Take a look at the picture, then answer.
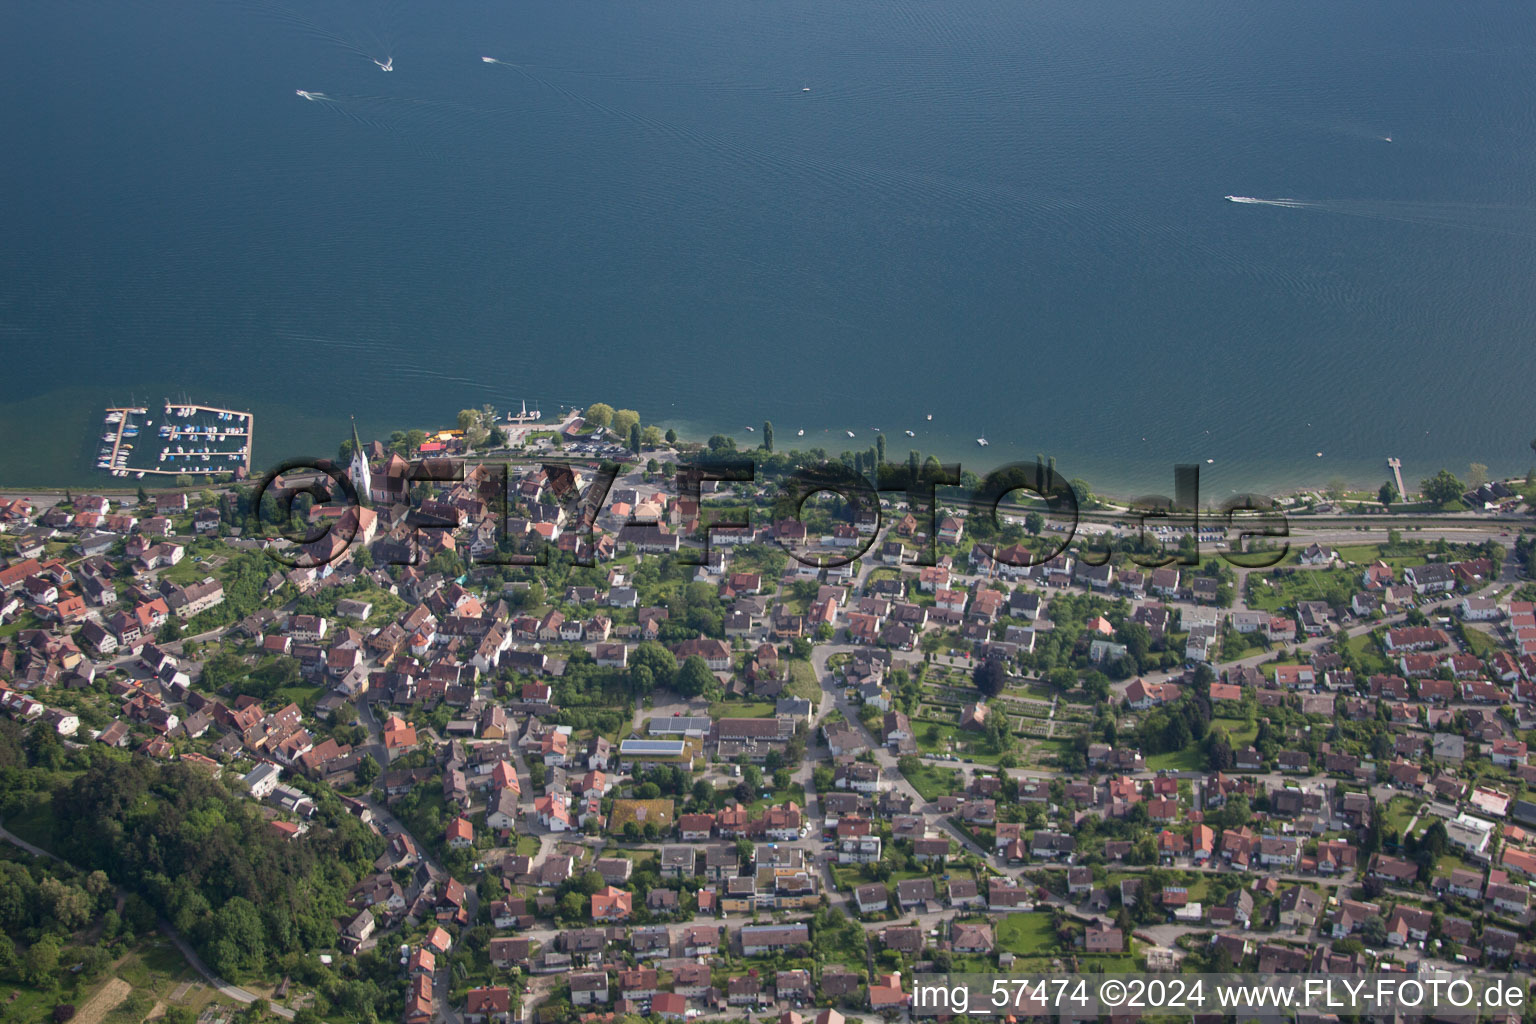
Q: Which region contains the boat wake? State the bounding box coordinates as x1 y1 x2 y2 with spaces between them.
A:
243 0 397 74
1224 195 1536 237
1224 196 1309 207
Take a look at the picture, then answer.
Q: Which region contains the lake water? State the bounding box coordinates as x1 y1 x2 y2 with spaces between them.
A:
3 0 1536 497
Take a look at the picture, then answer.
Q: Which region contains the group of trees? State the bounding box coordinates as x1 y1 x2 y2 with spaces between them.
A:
46 754 384 982
583 404 647 445
1131 690 1212 756
0 725 399 1018
1420 469 1467 507
0 859 126 992
455 406 507 450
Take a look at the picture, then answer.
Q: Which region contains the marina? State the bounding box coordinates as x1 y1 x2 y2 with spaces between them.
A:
96 401 254 478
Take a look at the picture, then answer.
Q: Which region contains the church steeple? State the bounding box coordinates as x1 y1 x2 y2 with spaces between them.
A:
348 416 372 504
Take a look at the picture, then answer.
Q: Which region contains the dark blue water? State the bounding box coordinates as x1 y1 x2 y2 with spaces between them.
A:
3 0 1535 496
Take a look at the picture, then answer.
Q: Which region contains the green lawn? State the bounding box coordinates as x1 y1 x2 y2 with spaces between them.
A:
1146 746 1205 772
1381 795 1421 837
1212 715 1258 746
1463 627 1498 658
785 659 822 702
1333 545 1425 571
996 912 1056 956
900 762 962 802
274 683 324 712
1247 567 1359 612
709 700 776 718
0 609 44 638
160 556 210 585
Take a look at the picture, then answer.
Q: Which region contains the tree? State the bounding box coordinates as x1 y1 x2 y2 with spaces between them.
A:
1378 480 1397 507
675 655 717 698
629 641 678 690
1420 469 1465 506
356 753 380 787
665 428 677 444
1082 672 1111 703
1361 914 1387 947
611 409 641 439
1045 666 1076 693
584 403 614 429
38 878 91 932
761 421 774 453
23 933 60 986
876 433 887 466
641 425 662 446
1024 511 1045 535
973 658 1006 698
628 423 642 455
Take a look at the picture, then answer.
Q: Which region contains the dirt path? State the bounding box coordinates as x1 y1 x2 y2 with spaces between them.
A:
73 978 132 1024
143 1001 166 1022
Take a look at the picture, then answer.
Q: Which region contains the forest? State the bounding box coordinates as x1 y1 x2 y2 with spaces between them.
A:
0 717 397 1021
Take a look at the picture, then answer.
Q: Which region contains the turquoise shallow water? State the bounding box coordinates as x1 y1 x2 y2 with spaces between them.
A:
3 0 1536 496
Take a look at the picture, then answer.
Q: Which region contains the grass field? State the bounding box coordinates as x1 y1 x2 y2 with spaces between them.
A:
708 700 775 718
1245 568 1356 612
1463 627 1498 657
996 911 1057 955
1146 746 1204 771
785 659 822 702
900 762 962 802
1333 545 1425 571
1381 795 1422 838
914 719 1005 765
1212 715 1258 746
274 683 324 712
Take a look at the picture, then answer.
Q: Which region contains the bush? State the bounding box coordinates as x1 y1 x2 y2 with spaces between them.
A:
53 1006 76 1023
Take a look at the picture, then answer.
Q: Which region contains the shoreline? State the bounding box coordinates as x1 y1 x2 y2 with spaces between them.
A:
5 399 1529 510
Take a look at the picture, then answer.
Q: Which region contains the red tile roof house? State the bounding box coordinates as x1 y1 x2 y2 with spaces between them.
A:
868 972 909 1012
436 811 472 846
652 993 688 1021
463 987 511 1024
591 885 633 921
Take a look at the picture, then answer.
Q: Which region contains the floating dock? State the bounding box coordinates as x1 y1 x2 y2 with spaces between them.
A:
97 402 254 478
